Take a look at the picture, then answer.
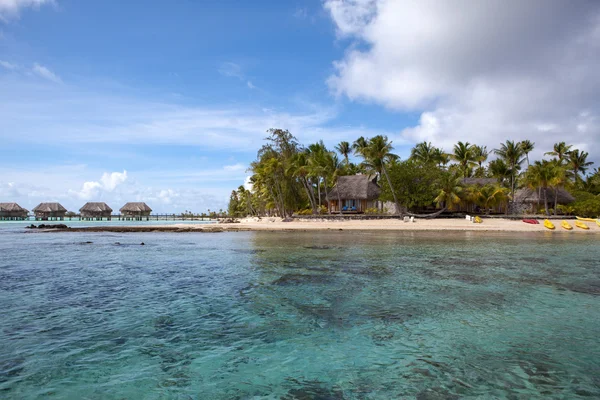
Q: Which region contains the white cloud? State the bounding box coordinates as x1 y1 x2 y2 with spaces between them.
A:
72 170 128 200
32 63 61 83
223 163 246 172
218 62 244 80
0 0 54 21
0 76 371 150
243 176 253 192
0 60 17 70
247 81 256 89
325 0 600 158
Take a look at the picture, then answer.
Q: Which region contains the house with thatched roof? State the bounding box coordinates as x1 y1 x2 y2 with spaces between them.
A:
33 202 67 220
514 187 575 213
327 175 381 213
0 203 29 220
80 202 113 220
120 202 152 220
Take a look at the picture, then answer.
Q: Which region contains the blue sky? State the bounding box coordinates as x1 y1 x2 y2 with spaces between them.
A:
1 0 599 213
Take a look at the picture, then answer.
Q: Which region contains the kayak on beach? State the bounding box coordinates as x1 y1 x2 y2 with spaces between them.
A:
561 221 573 231
523 219 539 224
544 219 555 230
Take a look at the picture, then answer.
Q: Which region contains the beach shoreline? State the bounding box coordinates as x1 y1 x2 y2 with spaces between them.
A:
33 217 600 234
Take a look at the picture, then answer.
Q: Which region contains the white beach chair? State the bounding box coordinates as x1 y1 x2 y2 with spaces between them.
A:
466 215 471 221
410 216 415 223
404 216 410 222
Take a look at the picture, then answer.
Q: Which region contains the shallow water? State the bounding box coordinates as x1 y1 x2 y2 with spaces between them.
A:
1 230 599 399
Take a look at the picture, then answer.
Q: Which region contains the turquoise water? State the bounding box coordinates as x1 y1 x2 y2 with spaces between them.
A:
1 230 599 399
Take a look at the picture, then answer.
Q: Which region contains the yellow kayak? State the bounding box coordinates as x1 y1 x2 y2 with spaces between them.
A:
474 216 482 224
576 216 597 222
544 219 555 230
561 221 573 230
575 221 589 230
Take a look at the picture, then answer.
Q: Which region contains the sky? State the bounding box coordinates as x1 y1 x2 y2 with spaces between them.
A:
1 0 599 213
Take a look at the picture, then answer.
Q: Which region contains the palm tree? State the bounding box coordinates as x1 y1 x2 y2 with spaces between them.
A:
433 148 450 169
567 149 594 183
472 145 489 178
434 172 463 210
519 140 535 167
360 135 401 215
494 140 525 204
335 141 351 165
525 160 560 216
410 141 436 164
451 141 476 178
545 142 572 164
288 151 317 213
548 161 567 215
352 136 369 157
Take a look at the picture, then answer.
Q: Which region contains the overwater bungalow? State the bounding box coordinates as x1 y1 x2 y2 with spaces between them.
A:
0 202 29 220
120 202 152 221
80 202 113 220
327 175 381 213
514 187 575 213
32 202 67 221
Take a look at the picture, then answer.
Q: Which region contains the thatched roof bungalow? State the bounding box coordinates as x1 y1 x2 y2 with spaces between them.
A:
120 202 152 220
514 187 575 207
0 202 29 220
327 175 381 213
33 202 67 220
80 202 113 220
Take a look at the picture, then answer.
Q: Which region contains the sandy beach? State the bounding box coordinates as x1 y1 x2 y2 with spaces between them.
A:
42 217 600 233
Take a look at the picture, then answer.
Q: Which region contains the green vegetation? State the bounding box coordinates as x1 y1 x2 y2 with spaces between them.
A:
228 130 598 218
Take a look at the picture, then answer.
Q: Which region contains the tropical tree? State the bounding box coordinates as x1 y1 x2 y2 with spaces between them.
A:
433 148 450 169
488 159 511 186
567 149 594 183
352 136 369 157
472 145 489 177
410 141 437 164
545 142 572 164
451 141 476 178
335 141 351 165
525 160 564 215
359 135 401 214
434 171 463 210
494 140 525 203
519 140 535 167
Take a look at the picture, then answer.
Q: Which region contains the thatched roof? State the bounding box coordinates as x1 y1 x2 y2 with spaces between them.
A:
327 175 381 200
33 202 67 213
120 202 152 213
462 178 498 186
514 187 575 204
0 202 28 213
79 202 113 213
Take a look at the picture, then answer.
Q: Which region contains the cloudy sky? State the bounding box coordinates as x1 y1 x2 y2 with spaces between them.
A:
1 0 599 213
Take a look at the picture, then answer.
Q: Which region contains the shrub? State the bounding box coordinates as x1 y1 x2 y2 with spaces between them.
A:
572 197 600 217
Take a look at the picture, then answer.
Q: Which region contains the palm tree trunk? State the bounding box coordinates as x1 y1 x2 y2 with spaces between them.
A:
324 177 330 214
543 187 549 216
301 179 315 212
382 164 401 215
317 178 322 208
554 187 558 215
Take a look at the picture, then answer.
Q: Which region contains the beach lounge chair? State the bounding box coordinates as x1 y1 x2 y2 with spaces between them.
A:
465 215 471 221
404 216 410 222
410 216 415 223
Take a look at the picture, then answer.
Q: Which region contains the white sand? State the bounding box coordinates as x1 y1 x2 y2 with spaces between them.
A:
195 217 600 233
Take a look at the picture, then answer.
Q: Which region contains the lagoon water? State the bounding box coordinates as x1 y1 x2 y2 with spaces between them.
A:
1 228 599 399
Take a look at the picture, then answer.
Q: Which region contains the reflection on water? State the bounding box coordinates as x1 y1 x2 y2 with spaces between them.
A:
1 231 599 399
